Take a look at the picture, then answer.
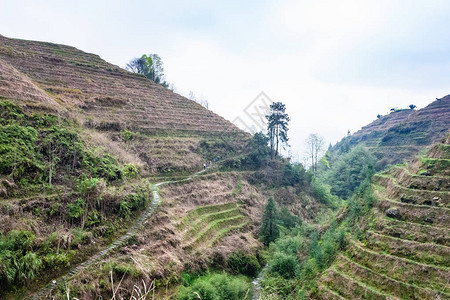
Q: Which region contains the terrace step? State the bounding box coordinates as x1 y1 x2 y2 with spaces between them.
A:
317 285 347 300
183 215 247 250
364 230 450 267
373 177 450 207
375 196 450 227
321 268 398 300
372 215 450 246
183 207 241 239
388 166 450 192
334 254 447 299
347 241 450 293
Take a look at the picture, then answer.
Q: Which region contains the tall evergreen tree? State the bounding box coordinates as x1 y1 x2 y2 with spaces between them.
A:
260 197 279 246
266 102 289 159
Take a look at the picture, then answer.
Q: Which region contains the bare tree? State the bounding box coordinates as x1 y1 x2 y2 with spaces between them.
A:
305 133 325 175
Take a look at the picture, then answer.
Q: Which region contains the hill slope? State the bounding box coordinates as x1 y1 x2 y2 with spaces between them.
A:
0 34 248 175
0 34 241 136
317 136 450 299
331 96 450 167
0 35 333 299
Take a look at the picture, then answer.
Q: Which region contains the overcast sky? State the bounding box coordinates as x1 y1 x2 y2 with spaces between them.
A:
1 0 449 163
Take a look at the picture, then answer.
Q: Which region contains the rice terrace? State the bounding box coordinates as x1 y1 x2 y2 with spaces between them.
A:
0 1 449 299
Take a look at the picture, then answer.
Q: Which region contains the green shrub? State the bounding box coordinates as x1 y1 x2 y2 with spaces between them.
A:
270 234 303 256
300 258 318 280
0 230 42 286
68 198 86 220
125 193 147 211
118 200 131 219
0 124 41 178
0 101 25 124
179 280 218 300
279 208 299 229
43 252 71 269
283 163 308 186
178 273 252 300
71 228 89 246
77 177 100 197
336 228 347 250
181 273 193 286
16 252 43 283
120 130 134 142
123 164 139 178
227 251 261 277
269 252 299 279
87 154 123 181
112 263 135 277
324 145 376 199
86 210 103 227
310 178 337 207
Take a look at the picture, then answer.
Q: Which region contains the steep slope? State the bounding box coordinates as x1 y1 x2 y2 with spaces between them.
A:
0 35 333 300
331 96 450 167
0 35 253 299
0 34 240 136
0 58 59 107
317 137 450 299
0 34 248 175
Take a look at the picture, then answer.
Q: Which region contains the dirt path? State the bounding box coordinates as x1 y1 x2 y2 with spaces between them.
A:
30 168 208 299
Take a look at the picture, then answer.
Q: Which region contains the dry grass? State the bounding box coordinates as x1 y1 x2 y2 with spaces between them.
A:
0 35 243 137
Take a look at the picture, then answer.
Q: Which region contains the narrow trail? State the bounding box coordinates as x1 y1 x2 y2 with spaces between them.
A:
31 168 208 299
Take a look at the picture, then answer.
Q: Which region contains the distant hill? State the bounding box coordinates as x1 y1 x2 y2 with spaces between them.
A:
330 96 450 168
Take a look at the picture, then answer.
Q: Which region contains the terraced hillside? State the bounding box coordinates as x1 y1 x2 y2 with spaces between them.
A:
177 202 248 250
0 34 248 175
30 172 261 299
0 35 241 135
0 34 258 299
318 137 450 299
331 96 450 167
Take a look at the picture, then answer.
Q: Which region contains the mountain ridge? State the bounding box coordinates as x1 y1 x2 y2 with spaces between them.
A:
331 95 450 167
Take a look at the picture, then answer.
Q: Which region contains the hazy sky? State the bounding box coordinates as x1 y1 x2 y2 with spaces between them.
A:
1 0 449 163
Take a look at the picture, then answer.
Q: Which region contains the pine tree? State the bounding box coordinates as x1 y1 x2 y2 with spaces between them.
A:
266 102 289 159
259 197 279 246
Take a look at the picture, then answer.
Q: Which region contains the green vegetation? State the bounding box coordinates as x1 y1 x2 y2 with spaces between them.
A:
177 272 252 300
0 101 152 296
260 197 280 246
0 101 133 191
126 53 169 88
0 37 446 299
323 145 376 199
0 230 42 287
259 221 348 299
258 168 376 298
227 250 261 277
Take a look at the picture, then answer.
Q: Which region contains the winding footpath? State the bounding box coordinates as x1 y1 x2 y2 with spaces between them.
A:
31 168 207 299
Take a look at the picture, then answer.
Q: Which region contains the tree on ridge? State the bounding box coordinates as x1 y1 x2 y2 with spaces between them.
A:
266 102 290 159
